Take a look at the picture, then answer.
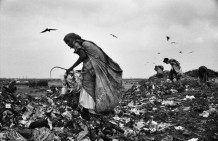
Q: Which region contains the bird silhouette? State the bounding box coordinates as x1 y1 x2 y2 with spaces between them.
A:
157 52 160 54
189 51 194 54
40 28 57 33
179 51 182 54
110 34 118 38
166 36 170 41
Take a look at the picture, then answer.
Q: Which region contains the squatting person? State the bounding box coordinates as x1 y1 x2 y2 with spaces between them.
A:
154 65 164 78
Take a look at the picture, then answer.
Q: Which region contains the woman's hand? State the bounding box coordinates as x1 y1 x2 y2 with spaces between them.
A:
66 69 70 75
64 69 73 80
66 68 74 75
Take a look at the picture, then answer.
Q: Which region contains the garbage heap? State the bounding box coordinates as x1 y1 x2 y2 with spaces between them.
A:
0 76 218 141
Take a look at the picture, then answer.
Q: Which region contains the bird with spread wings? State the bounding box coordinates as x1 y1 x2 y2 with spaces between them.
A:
40 28 57 33
110 34 118 38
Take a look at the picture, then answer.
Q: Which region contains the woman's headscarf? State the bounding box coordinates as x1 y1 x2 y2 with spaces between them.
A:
64 33 82 43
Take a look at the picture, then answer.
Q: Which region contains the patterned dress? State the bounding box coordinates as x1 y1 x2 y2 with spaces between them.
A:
74 41 123 113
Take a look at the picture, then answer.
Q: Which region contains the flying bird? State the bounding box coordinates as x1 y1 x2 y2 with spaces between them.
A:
166 36 170 41
110 34 118 38
179 51 182 54
189 51 194 54
171 42 177 44
157 52 160 54
40 28 57 33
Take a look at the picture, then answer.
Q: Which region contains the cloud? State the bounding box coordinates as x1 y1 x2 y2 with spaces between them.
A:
0 0 218 78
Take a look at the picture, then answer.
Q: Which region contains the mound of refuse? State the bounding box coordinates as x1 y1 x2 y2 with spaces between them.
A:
0 74 218 140
185 68 218 78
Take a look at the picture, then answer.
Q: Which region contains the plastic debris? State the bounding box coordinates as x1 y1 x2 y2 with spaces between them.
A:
183 106 191 111
0 133 7 141
32 127 55 141
162 100 177 106
188 138 198 141
161 135 173 141
183 95 195 100
175 126 185 130
170 89 178 93
6 129 27 141
76 123 89 141
29 119 50 129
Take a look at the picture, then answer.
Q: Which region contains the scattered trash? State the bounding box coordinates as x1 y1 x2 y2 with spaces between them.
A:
170 89 178 93
175 126 185 130
161 135 173 141
76 123 89 141
188 138 198 141
183 95 195 100
183 106 191 111
162 100 177 106
0 74 217 141
199 106 217 118
0 133 7 141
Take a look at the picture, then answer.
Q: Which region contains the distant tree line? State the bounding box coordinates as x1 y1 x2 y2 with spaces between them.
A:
29 80 48 87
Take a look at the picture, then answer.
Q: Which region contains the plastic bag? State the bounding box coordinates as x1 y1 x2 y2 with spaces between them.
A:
32 127 55 141
29 119 50 129
76 123 89 141
6 129 27 141
0 133 7 141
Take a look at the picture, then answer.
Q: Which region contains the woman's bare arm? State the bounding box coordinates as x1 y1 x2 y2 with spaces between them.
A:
66 49 87 73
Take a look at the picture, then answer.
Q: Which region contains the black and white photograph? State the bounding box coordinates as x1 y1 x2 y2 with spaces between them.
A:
0 0 218 140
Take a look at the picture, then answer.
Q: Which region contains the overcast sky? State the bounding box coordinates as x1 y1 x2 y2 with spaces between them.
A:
0 0 218 79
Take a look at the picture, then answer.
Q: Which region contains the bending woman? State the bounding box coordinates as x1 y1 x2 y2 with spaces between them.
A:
63 33 123 120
